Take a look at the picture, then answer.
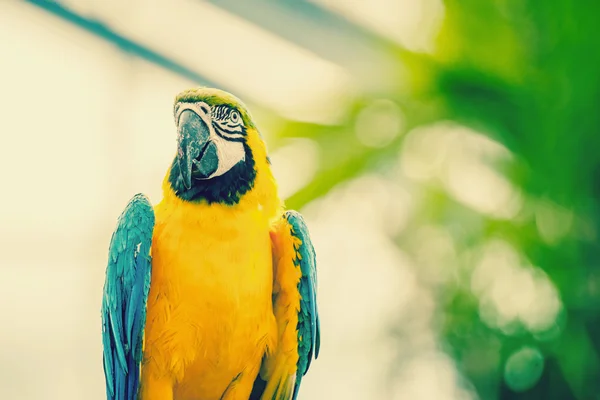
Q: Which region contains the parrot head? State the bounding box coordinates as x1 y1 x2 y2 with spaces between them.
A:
167 87 275 207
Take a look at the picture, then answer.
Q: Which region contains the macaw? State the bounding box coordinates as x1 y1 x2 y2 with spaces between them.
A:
101 88 320 400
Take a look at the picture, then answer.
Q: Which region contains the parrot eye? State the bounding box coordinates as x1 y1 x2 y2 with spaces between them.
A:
230 110 241 125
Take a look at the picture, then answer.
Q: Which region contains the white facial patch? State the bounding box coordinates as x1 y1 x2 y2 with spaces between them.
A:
209 134 245 178
175 101 246 180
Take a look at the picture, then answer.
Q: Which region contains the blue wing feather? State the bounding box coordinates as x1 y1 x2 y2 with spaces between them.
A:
284 211 320 400
101 194 154 400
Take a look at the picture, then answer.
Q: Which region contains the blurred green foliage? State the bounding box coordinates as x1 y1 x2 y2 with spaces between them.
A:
284 1 600 399
433 2 600 398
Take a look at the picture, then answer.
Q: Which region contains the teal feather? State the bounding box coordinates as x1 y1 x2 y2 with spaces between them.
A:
101 194 154 400
284 211 320 400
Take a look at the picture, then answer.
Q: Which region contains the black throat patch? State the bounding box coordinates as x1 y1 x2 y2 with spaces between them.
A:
168 144 256 205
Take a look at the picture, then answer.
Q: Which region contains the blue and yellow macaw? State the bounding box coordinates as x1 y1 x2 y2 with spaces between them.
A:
101 88 320 400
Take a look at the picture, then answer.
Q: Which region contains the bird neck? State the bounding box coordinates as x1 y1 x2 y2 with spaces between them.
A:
160 159 283 225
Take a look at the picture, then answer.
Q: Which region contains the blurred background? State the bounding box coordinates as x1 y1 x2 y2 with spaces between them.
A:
1 0 599 399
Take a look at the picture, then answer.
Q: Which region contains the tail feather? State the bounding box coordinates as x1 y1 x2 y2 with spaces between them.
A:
259 360 295 400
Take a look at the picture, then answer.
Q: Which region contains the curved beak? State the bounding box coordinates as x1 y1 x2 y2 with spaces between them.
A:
177 110 219 188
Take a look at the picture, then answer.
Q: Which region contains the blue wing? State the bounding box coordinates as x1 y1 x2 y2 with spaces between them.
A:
101 194 154 400
285 211 321 400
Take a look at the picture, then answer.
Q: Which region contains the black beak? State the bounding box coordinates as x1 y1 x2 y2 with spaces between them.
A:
177 110 219 189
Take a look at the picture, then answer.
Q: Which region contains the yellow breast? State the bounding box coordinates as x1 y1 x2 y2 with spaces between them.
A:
142 193 278 399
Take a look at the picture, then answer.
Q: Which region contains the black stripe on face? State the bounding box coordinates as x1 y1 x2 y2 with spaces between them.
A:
215 123 243 135
213 124 246 142
212 105 230 121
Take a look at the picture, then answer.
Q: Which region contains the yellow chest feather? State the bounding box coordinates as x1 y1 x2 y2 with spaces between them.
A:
142 200 277 399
